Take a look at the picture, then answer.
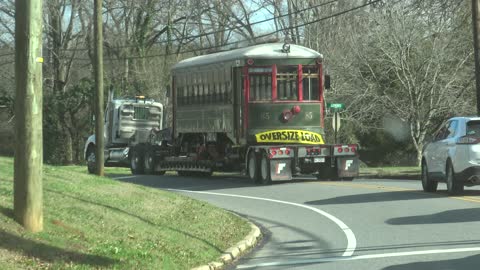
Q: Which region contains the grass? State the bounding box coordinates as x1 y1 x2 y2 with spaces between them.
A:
0 156 251 270
359 166 420 179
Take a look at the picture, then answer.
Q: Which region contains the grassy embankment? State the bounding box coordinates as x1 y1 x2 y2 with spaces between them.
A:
0 156 251 269
359 166 420 179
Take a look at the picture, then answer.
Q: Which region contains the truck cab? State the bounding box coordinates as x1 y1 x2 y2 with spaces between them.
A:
84 96 164 173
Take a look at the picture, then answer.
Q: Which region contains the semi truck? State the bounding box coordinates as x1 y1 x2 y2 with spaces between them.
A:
83 93 164 174
85 43 359 183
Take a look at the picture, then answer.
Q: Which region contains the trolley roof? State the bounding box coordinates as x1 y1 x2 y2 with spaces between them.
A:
172 43 323 70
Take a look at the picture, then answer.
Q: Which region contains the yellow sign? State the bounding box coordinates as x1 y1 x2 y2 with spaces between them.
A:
255 130 325 144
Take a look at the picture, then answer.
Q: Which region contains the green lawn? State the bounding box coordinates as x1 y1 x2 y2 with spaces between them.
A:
360 166 420 179
0 156 251 269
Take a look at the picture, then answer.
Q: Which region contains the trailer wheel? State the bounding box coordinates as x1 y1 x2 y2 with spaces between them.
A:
130 146 145 175
155 170 166 176
248 150 260 184
144 149 155 175
259 152 272 185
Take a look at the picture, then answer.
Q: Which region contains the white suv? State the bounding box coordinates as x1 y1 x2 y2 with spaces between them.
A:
422 117 480 195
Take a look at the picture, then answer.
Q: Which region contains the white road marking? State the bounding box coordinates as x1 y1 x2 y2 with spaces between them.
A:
113 175 137 179
168 189 357 257
236 246 480 269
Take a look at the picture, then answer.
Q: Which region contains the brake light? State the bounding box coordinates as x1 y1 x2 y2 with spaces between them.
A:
457 136 480 144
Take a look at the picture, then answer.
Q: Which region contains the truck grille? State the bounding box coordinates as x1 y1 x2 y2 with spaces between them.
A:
134 106 149 120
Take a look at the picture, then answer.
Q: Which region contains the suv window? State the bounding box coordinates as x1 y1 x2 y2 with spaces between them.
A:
435 121 450 141
446 120 458 138
466 120 480 137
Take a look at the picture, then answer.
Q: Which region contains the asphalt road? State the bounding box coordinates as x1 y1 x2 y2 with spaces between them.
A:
114 173 480 270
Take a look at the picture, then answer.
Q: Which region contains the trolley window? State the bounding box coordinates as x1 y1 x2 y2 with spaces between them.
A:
302 66 320 101
277 66 298 100
249 67 272 101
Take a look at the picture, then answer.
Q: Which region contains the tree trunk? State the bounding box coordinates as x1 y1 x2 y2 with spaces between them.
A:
14 0 44 232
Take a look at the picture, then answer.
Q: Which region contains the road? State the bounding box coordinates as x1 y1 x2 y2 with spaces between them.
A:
114 174 480 270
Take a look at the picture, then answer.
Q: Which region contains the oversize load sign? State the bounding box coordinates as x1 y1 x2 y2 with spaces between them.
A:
255 130 325 144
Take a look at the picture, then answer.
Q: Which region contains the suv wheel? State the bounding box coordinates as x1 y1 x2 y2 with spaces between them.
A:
446 160 463 195
421 161 437 192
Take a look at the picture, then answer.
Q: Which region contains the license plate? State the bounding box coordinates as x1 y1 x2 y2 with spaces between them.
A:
314 157 325 163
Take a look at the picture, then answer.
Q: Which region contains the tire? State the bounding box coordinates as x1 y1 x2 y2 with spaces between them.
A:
86 146 96 174
155 170 166 176
316 166 337 181
341 177 354 181
259 152 272 185
200 171 213 177
446 160 463 195
248 150 260 184
178 171 189 176
421 161 437 192
144 149 155 175
130 146 145 175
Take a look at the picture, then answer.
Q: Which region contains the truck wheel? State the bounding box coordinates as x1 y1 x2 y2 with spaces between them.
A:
178 171 188 176
155 170 166 176
86 146 96 174
259 152 272 185
130 146 145 175
200 171 213 177
446 160 463 195
144 149 155 175
248 150 260 184
315 166 336 181
421 161 437 192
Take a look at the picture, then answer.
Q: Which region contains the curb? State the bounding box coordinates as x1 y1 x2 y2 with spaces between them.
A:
191 222 262 270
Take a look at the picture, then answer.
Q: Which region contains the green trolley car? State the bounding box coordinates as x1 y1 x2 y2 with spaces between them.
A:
137 43 359 183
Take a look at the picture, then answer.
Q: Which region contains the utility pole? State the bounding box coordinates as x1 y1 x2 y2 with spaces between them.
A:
14 0 43 232
473 0 480 115
94 0 105 176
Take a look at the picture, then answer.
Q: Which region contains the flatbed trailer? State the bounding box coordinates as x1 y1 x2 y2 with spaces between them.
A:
128 43 359 183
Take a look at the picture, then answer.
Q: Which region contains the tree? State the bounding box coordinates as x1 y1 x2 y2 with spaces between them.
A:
14 0 44 232
345 4 474 165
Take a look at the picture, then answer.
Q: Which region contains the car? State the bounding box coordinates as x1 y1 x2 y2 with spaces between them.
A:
422 116 480 195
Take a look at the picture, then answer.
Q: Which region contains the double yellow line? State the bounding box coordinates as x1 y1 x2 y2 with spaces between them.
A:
317 181 480 204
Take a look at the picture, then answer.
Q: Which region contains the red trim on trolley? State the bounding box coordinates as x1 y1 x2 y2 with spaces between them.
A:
319 63 324 128
272 64 277 101
243 66 249 135
298 64 303 101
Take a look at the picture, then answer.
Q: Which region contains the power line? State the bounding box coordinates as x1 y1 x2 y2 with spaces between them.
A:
68 0 384 61
61 0 339 52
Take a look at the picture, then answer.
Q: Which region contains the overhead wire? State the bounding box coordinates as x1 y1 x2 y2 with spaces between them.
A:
66 0 384 61
60 0 339 52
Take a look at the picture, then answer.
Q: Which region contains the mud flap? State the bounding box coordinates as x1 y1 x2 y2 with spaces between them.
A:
336 156 359 178
270 159 292 181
